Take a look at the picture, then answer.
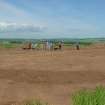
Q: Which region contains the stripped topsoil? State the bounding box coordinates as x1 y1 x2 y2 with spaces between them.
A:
0 46 105 105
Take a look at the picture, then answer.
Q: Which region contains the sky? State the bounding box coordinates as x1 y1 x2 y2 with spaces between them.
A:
0 0 105 39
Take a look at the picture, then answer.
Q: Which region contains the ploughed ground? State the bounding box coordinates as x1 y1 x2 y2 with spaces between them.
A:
0 45 105 105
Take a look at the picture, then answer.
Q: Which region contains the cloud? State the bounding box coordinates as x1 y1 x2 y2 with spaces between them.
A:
0 0 27 16
0 0 100 38
0 22 46 33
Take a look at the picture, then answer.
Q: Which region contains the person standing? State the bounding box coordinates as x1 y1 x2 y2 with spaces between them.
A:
76 41 80 50
29 42 32 49
58 42 62 50
46 41 49 50
50 42 53 51
43 40 46 50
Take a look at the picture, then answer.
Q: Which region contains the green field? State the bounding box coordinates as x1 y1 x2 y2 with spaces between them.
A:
72 86 105 105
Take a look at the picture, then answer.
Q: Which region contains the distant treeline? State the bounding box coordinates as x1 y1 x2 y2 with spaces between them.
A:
0 38 105 46
63 41 92 45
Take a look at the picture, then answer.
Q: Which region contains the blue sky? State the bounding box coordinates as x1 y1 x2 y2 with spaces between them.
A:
0 0 105 38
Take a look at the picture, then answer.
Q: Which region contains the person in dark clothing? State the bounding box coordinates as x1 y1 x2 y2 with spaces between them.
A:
76 42 80 50
58 42 62 50
28 42 32 49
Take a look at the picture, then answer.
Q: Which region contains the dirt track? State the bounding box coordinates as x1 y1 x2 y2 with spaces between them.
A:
0 47 105 105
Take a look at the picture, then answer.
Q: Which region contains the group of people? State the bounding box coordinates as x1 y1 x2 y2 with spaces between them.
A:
43 41 53 50
43 41 63 50
23 40 80 51
23 41 63 51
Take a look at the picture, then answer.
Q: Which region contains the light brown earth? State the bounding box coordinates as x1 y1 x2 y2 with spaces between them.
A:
0 45 105 105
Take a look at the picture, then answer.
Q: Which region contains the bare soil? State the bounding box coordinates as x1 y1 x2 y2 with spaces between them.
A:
0 46 105 105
